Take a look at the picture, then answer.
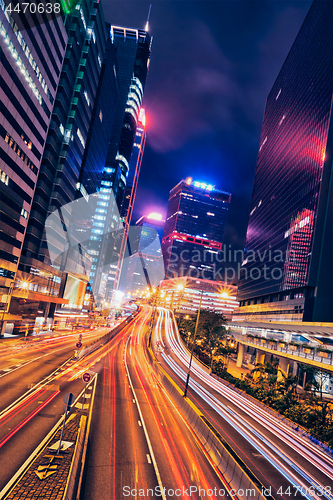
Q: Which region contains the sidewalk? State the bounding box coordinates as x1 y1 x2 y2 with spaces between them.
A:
226 358 251 379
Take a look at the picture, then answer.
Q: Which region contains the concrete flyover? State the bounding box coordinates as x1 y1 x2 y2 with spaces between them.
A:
232 333 333 375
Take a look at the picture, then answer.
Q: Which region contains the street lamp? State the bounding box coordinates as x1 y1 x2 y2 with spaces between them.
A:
184 289 203 398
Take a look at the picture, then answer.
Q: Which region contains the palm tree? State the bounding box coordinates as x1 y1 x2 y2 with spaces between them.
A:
277 371 298 395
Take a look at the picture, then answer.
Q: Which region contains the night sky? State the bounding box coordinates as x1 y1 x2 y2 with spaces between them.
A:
102 0 312 253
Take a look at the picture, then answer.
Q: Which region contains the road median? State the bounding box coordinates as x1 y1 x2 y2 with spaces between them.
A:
1 375 97 500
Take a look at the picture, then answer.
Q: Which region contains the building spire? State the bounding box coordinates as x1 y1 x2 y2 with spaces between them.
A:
145 4 152 32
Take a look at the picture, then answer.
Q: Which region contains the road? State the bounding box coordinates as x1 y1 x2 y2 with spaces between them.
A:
2 307 332 500
82 307 232 500
0 325 122 492
153 308 333 500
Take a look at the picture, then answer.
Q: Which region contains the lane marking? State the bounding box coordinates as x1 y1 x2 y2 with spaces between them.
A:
124 335 167 500
0 377 97 499
138 421 142 426
146 454 151 464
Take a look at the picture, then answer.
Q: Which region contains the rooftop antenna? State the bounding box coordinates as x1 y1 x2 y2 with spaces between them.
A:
145 4 152 32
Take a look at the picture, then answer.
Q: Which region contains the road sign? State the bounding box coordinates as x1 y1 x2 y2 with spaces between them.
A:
63 392 75 408
76 341 82 348
82 372 91 383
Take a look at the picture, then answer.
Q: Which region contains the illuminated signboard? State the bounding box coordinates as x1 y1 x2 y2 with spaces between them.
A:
185 178 214 191
60 0 80 14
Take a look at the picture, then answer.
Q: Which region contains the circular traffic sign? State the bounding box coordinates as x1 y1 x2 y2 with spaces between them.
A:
76 341 82 348
82 372 91 383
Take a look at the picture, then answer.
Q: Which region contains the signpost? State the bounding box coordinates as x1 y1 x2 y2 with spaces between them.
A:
76 341 82 349
82 372 91 383
57 393 75 454
82 372 92 407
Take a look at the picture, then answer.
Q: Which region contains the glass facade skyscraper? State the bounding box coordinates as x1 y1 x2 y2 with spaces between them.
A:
236 0 333 322
162 178 231 281
0 3 67 334
122 213 165 293
87 26 151 304
11 0 112 329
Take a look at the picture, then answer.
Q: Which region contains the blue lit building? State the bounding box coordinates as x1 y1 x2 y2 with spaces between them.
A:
122 213 165 293
15 0 111 327
88 26 151 304
162 178 231 281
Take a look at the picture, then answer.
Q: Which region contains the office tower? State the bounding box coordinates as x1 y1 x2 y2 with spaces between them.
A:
13 0 111 330
235 0 333 323
88 26 151 304
113 108 146 291
0 5 67 334
162 178 231 281
122 212 164 293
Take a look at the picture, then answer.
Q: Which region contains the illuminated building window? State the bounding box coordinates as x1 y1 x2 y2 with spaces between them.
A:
3 132 37 174
80 8 87 29
0 169 9 185
84 90 90 106
77 128 85 148
0 19 51 108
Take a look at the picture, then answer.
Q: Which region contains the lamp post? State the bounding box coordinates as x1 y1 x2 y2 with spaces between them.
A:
184 289 203 398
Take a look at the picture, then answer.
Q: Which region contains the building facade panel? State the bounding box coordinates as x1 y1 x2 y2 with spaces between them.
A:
236 0 333 322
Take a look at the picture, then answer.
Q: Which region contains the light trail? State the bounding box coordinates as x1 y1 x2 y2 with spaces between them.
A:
127 307 241 500
0 390 60 449
155 308 333 500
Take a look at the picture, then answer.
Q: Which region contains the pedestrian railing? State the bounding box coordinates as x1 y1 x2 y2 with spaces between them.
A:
231 332 333 366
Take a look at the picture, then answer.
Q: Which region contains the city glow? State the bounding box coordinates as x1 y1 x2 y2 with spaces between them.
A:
139 108 146 126
147 212 163 221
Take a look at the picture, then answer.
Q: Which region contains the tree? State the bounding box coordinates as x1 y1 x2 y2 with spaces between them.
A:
298 364 332 401
277 372 298 395
197 310 227 370
251 359 279 385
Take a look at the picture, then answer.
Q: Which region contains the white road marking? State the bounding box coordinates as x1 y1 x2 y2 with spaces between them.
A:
124 336 166 500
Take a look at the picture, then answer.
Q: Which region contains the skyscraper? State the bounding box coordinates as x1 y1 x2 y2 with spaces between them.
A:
113 108 147 291
162 178 231 281
12 0 112 330
122 212 165 293
235 0 333 323
88 26 151 304
0 4 67 334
